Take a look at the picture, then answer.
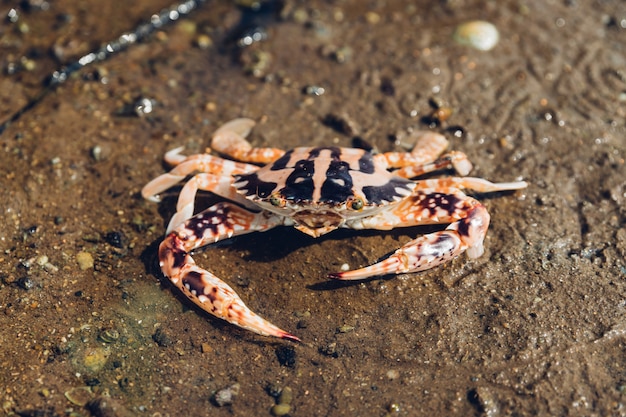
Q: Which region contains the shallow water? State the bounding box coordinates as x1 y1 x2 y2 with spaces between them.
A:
1 1 625 416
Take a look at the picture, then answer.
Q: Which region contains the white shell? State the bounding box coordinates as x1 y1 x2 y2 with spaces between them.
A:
453 20 500 51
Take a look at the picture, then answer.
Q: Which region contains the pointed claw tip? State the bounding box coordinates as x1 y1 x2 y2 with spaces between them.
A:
327 272 343 280
281 332 302 343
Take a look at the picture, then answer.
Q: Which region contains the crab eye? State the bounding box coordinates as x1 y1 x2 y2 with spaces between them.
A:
269 193 286 207
349 197 364 211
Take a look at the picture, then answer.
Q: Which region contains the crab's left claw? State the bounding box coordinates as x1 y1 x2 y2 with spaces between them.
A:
330 197 490 280
159 203 300 341
332 177 527 280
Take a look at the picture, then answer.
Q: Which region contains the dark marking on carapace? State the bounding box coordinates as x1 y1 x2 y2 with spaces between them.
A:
320 159 353 203
234 172 278 198
362 177 413 205
270 149 293 171
280 159 315 202
357 152 375 174
307 146 342 160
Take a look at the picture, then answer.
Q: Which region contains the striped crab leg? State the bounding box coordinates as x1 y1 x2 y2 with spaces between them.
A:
160 202 300 341
211 118 285 163
333 177 527 280
377 131 473 178
141 145 266 234
142 117 283 203
141 151 259 203
161 172 261 234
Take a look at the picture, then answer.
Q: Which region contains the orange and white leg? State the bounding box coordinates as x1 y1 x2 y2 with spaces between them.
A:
211 118 285 164
393 151 472 178
164 172 260 234
141 152 259 202
334 178 527 280
376 131 473 178
413 177 528 193
160 202 299 341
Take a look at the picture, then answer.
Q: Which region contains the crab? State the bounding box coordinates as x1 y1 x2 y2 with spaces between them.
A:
142 118 527 341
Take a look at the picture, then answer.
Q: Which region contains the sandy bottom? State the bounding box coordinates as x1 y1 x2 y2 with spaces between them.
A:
1 1 625 416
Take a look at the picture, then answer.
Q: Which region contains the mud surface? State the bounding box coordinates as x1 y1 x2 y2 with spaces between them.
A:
1 1 626 416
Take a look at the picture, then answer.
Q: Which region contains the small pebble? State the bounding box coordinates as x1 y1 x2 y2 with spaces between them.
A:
76 251 94 270
212 383 240 407
275 345 297 368
98 329 120 344
337 325 355 333
81 346 110 373
365 11 381 24
265 383 282 398
20 57 35 70
194 34 213 49
332 46 353 63
453 21 500 51
16 276 34 290
294 310 311 318
386 369 400 380
64 386 93 406
43 262 58 274
431 106 453 124
242 50 272 78
303 85 326 96
388 402 401 413
292 8 308 24
270 403 291 416
7 8 19 23
104 231 126 249
135 97 154 115
380 77 395 96
152 328 174 347
87 396 135 417
278 386 293 405
266 383 282 398
320 341 340 357
176 20 197 35
116 97 155 117
91 146 102 161
35 255 48 266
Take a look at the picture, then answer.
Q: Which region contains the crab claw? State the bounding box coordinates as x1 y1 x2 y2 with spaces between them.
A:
160 229 300 342
330 201 491 280
329 231 467 280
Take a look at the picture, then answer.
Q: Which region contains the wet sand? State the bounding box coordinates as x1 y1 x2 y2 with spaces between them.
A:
1 1 625 415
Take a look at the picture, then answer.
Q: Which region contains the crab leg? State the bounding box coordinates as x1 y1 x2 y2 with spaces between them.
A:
378 131 472 177
333 178 527 280
160 202 300 341
413 177 528 193
211 118 286 164
393 151 472 178
164 172 260 234
141 152 259 202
